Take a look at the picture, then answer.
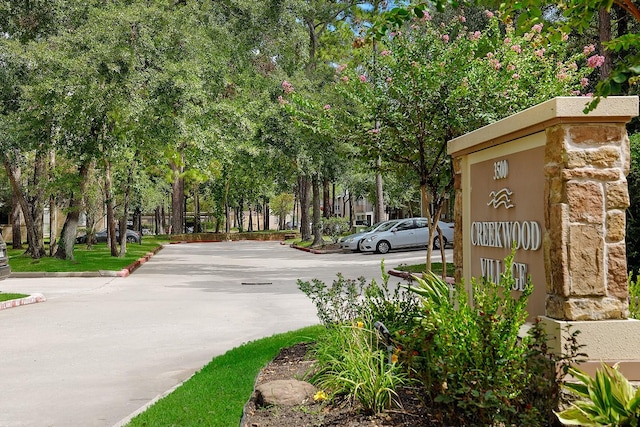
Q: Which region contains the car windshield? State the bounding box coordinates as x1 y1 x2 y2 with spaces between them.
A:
377 220 400 232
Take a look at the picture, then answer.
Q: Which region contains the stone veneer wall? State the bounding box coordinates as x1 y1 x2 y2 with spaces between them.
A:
544 123 631 320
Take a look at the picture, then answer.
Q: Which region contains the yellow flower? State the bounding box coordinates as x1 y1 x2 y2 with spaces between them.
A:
313 390 328 402
356 321 364 329
391 354 399 364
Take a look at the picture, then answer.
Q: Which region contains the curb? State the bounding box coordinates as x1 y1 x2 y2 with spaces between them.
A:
0 293 46 311
9 245 165 279
289 244 345 255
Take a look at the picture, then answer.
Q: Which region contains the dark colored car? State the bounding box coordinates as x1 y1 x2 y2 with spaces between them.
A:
76 228 142 244
0 235 11 279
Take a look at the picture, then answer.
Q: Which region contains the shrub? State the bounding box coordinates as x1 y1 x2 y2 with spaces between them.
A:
629 273 640 320
297 262 421 331
321 216 351 243
400 253 583 426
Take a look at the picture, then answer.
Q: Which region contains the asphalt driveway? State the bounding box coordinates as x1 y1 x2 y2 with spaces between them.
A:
0 241 451 427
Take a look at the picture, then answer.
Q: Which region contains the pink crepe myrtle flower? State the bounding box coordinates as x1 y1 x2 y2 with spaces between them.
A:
490 59 501 70
562 33 569 41
369 128 380 134
442 34 450 43
341 75 349 82
470 31 481 41
486 52 494 59
281 80 294 94
581 77 589 87
386 76 392 82
459 16 466 23
507 64 516 71
571 90 581 96
512 73 520 80
584 93 593 97
380 50 391 56
278 95 288 105
485 10 494 18
532 23 543 33
587 55 605 68
583 44 596 55
569 62 578 71
511 45 522 54
557 70 567 80
504 37 512 44
337 64 347 73
535 48 545 58
422 11 432 21
323 104 331 110
359 74 367 83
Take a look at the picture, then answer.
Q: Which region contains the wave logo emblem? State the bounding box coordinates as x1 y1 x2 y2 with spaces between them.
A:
487 188 514 209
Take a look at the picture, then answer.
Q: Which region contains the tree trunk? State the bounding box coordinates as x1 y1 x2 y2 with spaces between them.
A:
118 156 135 257
170 158 184 235
161 203 166 234
10 172 22 249
312 174 323 247
85 210 95 250
194 188 200 233
248 205 253 232
54 162 90 260
263 197 270 230
598 8 613 80
298 175 311 241
237 199 244 232
323 177 331 218
375 157 385 223
154 206 161 235
48 150 58 256
4 154 45 258
105 160 118 256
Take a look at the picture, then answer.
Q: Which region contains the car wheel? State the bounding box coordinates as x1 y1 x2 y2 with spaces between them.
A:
376 240 391 254
126 236 136 243
433 236 447 250
356 239 364 252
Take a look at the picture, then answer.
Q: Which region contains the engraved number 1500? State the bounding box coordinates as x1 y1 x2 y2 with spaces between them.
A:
493 160 508 180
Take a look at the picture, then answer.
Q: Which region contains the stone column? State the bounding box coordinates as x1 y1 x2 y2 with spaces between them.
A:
544 123 631 320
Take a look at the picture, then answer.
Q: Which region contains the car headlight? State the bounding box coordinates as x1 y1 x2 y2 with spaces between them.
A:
367 235 378 242
343 237 354 243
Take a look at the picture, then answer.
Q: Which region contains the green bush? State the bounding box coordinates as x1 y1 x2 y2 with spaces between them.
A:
629 273 640 320
399 253 583 426
321 216 351 243
297 263 421 331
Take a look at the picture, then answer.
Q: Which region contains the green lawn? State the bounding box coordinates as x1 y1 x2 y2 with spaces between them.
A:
126 325 324 427
8 237 169 273
0 292 29 301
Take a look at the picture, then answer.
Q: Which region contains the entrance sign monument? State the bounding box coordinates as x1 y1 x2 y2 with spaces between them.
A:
448 96 640 378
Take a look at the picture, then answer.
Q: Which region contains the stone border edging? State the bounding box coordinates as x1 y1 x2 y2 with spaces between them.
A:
0 293 46 311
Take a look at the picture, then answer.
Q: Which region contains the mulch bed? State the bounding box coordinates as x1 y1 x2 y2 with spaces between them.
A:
241 343 439 427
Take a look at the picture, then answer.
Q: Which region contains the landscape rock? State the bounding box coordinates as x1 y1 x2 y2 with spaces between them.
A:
255 379 316 407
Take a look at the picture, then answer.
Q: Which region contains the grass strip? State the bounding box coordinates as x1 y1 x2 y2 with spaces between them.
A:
394 262 455 277
0 293 29 302
126 325 324 427
8 238 169 273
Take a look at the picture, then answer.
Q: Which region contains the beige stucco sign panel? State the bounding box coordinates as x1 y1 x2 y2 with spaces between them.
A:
464 133 546 318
